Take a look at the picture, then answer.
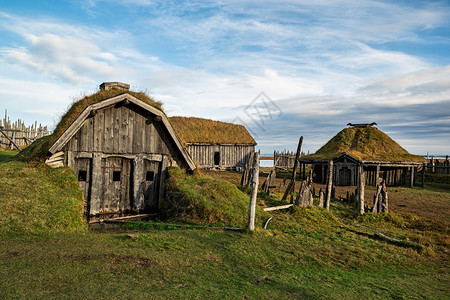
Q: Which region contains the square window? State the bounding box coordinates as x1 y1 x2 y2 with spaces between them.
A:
113 171 121 181
78 170 87 181
146 171 154 181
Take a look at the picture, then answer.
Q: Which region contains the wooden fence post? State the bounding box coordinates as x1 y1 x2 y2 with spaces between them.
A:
325 160 333 210
318 188 324 208
358 164 365 216
248 152 260 231
282 136 303 201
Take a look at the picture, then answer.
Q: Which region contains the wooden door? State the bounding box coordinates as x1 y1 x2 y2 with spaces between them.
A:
73 157 91 214
100 157 132 215
339 167 351 186
143 159 161 211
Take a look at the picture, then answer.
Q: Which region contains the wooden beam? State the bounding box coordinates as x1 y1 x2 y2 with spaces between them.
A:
281 136 303 201
0 128 21 150
263 204 293 211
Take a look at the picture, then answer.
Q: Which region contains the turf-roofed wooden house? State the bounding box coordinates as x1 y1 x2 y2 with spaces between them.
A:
300 124 426 186
45 82 195 218
169 117 257 170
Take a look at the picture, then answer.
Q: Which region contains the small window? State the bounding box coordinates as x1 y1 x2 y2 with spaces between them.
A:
113 171 121 181
146 171 154 181
78 170 87 182
214 151 220 166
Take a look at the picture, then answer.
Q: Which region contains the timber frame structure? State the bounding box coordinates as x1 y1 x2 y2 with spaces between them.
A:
169 116 256 170
46 85 195 218
300 153 423 187
299 125 426 187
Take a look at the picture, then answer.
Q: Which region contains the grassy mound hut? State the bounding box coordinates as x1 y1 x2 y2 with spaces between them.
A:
300 124 426 186
169 117 256 170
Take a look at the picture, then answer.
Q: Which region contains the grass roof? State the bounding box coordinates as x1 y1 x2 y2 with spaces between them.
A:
18 88 162 162
302 126 426 163
169 116 256 145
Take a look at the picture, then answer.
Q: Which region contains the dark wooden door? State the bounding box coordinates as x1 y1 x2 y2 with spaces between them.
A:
100 157 132 215
143 159 161 211
73 157 91 214
339 167 351 186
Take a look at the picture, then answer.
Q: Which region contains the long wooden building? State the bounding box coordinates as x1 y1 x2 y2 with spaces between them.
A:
300 124 426 186
169 116 256 170
45 82 195 218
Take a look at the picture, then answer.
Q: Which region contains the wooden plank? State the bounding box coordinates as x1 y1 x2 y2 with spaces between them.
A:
88 214 156 224
89 153 103 215
133 110 144 153
119 107 128 154
103 107 112 153
263 204 293 211
93 107 104 150
127 107 134 153
113 107 120 153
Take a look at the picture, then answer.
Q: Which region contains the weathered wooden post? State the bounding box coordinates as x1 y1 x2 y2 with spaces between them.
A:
248 151 260 231
318 188 324 208
325 160 333 210
372 182 383 213
358 164 365 215
410 166 415 187
381 180 388 213
422 163 425 187
375 164 380 186
282 136 303 201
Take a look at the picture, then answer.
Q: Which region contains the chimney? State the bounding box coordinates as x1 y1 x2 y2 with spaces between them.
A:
99 82 130 91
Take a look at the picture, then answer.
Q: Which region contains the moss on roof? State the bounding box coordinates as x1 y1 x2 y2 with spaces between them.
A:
18 88 162 162
169 117 256 145
302 127 426 163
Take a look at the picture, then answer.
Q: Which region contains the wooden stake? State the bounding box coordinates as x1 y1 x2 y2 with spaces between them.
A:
318 188 324 208
422 163 425 187
358 164 365 215
281 136 303 201
325 160 333 210
248 152 260 231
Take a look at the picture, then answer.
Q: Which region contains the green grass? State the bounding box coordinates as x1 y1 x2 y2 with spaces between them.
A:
0 150 449 299
162 167 269 227
0 228 448 299
0 150 86 234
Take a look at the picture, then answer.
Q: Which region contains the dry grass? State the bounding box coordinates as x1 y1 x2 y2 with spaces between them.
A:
169 116 256 145
303 127 426 162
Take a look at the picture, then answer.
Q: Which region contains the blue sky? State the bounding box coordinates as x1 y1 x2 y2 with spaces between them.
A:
1 0 449 155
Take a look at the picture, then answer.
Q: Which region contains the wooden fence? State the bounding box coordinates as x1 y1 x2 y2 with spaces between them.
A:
273 150 306 169
0 110 51 150
424 157 450 174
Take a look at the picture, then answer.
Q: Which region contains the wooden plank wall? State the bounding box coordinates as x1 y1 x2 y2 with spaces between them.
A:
66 105 181 160
0 110 51 149
186 144 254 169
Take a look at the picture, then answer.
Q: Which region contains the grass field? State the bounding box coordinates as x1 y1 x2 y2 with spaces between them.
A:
0 150 449 299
